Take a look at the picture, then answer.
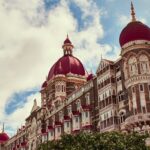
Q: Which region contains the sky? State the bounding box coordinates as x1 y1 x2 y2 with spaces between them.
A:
0 0 150 136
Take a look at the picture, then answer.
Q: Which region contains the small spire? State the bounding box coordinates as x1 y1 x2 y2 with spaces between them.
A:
34 99 37 106
131 1 136 22
31 99 38 113
62 34 74 56
2 123 4 132
101 53 103 61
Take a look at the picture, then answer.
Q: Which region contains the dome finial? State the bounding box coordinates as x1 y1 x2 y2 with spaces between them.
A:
131 1 136 22
101 53 103 61
2 122 4 133
62 34 74 56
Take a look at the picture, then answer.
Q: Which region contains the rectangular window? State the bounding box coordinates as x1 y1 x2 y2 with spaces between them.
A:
139 84 144 92
51 131 53 136
77 101 80 110
75 117 79 123
133 108 137 115
67 122 70 127
86 94 90 104
67 106 71 114
62 85 64 92
142 106 146 113
85 111 89 118
148 85 150 91
132 86 135 93
121 95 124 100
57 127 60 133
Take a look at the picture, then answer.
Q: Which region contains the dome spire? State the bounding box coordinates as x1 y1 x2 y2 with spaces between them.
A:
131 1 136 22
62 34 74 56
2 123 4 133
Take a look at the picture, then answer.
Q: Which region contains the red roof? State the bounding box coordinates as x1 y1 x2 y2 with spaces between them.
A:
21 141 27 146
64 115 71 121
119 21 150 47
55 121 62 126
0 132 9 143
87 74 94 81
48 125 54 130
82 105 92 110
72 111 81 116
48 55 86 80
82 125 92 129
41 128 46 134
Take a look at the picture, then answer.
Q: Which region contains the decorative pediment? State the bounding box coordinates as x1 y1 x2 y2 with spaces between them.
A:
96 59 113 74
31 99 39 113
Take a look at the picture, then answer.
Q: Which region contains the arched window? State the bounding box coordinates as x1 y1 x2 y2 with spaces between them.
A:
120 111 125 123
128 56 138 76
139 54 150 74
76 100 80 110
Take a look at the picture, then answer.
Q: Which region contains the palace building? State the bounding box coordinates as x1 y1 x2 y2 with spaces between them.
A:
0 2 150 150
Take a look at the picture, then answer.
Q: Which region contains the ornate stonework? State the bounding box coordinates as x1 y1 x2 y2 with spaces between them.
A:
1 3 150 150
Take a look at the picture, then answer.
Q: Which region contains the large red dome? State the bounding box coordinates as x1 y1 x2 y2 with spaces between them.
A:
48 55 86 80
119 21 150 47
0 132 9 143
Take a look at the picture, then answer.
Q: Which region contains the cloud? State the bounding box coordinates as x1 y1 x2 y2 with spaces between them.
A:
3 92 41 136
0 0 116 136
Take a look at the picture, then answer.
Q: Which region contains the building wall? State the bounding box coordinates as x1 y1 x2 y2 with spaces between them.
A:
4 41 150 150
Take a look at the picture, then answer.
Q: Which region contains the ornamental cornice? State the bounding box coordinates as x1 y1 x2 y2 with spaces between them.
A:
125 113 150 126
125 74 150 88
121 40 150 56
47 74 86 85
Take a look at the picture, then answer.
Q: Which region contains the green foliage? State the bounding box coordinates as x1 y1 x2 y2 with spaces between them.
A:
38 131 149 150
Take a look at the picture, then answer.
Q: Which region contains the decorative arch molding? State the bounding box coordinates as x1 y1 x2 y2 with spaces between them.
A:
126 52 138 62
137 51 150 75
139 54 149 61
137 50 150 60
125 53 138 77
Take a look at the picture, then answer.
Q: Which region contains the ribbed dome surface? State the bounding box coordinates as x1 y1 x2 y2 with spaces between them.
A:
0 132 9 143
48 55 86 80
119 21 150 47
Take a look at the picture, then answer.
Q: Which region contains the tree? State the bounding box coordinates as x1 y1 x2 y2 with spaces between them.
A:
38 131 149 150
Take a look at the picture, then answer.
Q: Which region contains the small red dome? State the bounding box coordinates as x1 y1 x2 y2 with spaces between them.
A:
119 21 150 47
48 55 86 80
64 38 71 44
0 132 9 143
41 81 47 88
87 74 94 81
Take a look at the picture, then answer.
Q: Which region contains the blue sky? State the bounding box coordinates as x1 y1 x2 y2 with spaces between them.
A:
0 0 149 135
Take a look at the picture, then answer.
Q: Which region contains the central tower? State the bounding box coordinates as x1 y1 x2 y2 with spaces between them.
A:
40 36 88 111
